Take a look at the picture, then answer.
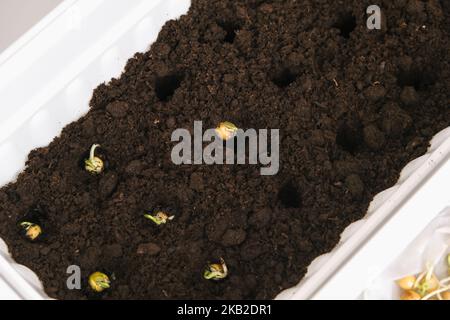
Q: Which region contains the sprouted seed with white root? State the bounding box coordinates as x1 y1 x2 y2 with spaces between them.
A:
397 256 450 300
203 258 228 281
84 144 104 174
144 211 175 226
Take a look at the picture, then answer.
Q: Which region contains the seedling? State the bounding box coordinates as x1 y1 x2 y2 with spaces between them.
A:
20 222 42 242
215 122 238 141
144 210 175 226
396 259 450 300
84 144 104 174
89 272 110 293
203 258 228 281
396 275 416 291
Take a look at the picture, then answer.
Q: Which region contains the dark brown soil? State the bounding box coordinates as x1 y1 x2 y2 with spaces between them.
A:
1 0 450 300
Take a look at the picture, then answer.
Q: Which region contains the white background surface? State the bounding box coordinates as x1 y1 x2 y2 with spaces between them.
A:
0 0 62 53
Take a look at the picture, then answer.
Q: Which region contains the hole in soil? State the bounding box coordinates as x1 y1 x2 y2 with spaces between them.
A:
21 205 47 223
333 13 357 39
218 21 240 44
155 73 183 102
278 181 301 208
397 67 437 91
17 205 48 242
272 68 299 88
17 205 47 227
336 118 363 153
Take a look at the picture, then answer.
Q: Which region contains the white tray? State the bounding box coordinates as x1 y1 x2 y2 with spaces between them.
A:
0 0 449 300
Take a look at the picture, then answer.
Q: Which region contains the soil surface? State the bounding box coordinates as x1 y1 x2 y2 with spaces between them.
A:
1 0 450 300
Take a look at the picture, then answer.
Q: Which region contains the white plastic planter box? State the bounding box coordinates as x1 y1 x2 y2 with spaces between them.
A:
1 0 450 300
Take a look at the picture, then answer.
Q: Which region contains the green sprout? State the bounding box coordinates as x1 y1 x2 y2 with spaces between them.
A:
144 211 175 226
203 258 228 281
84 144 104 174
20 222 42 241
89 272 110 293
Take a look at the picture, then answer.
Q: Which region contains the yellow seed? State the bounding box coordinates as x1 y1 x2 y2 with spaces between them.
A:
85 157 104 174
396 275 417 291
401 290 421 301
441 292 450 300
215 122 238 141
156 212 169 221
89 272 110 293
20 222 42 241
26 225 42 241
